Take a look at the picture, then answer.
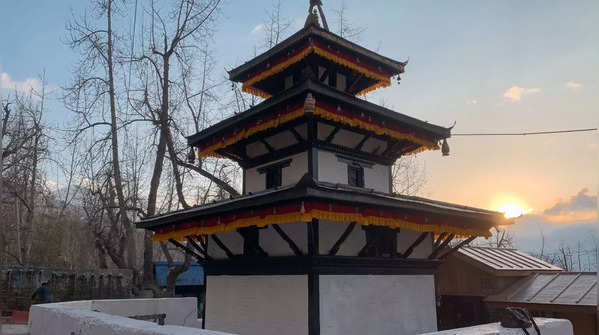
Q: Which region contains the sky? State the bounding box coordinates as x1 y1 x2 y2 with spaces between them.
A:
1 0 597 247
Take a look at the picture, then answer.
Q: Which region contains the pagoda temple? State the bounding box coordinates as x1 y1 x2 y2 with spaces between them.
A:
137 2 513 335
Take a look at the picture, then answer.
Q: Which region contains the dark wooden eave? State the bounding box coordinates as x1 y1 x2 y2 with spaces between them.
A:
186 79 450 148
137 174 510 231
228 26 406 82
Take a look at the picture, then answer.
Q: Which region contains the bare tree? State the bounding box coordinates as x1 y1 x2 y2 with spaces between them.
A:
128 0 234 290
0 76 56 266
392 155 427 196
262 0 291 49
64 0 138 271
332 1 365 40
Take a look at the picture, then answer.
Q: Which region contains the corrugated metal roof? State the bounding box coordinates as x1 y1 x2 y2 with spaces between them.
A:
485 272 597 307
457 247 563 273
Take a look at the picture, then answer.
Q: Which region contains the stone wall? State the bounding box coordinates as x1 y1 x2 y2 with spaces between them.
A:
0 266 133 311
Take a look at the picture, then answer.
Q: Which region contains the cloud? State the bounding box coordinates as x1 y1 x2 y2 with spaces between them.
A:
503 86 541 101
0 72 41 94
565 81 582 89
543 188 597 223
250 24 264 35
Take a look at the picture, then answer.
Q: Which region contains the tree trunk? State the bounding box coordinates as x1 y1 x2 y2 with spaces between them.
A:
165 249 191 297
106 0 136 270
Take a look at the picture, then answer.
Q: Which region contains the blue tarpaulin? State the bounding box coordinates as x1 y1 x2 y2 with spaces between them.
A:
154 262 204 287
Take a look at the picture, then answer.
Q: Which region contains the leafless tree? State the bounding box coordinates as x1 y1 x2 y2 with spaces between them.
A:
262 0 291 49
332 1 365 40
0 76 79 267
64 0 138 271
392 155 427 196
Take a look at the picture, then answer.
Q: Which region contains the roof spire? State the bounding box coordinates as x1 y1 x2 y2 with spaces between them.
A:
305 0 329 31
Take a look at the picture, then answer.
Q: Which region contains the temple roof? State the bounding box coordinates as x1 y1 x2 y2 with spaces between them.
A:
228 25 407 98
229 25 406 82
137 174 512 241
187 79 450 159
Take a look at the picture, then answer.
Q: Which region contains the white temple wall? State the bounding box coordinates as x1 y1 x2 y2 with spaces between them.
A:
316 149 389 193
319 274 437 335
244 151 308 193
205 275 308 335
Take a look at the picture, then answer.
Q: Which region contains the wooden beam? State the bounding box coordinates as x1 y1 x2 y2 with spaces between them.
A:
236 228 269 256
289 127 304 142
226 145 249 161
354 134 370 151
324 126 340 143
315 141 394 166
168 239 205 262
319 68 330 82
214 149 241 161
428 233 455 259
370 145 381 155
272 224 303 256
433 232 448 249
260 139 274 153
382 138 400 156
307 219 319 256
328 222 357 256
391 228 399 258
437 236 476 260
347 73 364 94
186 236 212 260
198 235 208 250
401 232 430 258
211 235 235 259
358 234 376 257
242 142 310 169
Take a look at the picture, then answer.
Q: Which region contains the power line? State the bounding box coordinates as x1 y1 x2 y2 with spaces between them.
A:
452 128 597 136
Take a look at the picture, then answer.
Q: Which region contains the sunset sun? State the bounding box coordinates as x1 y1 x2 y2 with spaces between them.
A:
498 202 525 219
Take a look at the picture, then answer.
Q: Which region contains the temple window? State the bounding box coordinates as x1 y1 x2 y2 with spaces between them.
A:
347 164 364 187
318 66 329 85
266 167 282 189
258 159 292 189
284 75 293 90
336 73 347 91
359 226 398 257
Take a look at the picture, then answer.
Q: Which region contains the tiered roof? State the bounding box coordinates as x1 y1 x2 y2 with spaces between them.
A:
189 80 449 162
139 175 511 241
229 25 407 99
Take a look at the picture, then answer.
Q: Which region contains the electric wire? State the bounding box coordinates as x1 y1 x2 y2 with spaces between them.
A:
452 128 597 136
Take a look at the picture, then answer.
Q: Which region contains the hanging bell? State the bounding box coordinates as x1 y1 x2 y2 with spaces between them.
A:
441 138 450 156
187 147 196 163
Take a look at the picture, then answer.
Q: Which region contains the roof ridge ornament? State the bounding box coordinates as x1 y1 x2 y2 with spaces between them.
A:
305 0 329 31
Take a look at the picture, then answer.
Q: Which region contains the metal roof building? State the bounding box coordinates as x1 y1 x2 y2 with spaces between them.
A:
484 272 597 334
456 247 562 276
485 272 596 307
435 246 565 331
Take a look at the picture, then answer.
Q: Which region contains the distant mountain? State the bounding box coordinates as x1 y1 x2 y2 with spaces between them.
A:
506 215 598 270
514 221 598 254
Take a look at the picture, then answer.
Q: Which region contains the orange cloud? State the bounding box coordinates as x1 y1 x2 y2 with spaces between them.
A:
504 86 541 101
543 189 597 224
